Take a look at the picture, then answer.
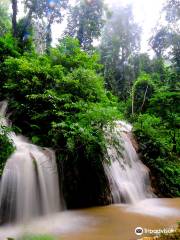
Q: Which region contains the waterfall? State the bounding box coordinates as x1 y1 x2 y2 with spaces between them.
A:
0 101 62 224
104 121 153 204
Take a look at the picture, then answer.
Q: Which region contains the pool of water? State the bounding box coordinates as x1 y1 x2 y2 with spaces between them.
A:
0 198 179 240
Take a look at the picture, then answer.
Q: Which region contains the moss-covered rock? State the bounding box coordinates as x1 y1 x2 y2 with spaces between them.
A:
0 131 15 176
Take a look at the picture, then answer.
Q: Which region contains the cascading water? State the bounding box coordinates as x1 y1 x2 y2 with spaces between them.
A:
0 104 179 240
104 121 154 204
0 101 62 224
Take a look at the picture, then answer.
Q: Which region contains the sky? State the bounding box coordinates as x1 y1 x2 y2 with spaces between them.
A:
114 0 166 54
52 0 166 54
17 0 167 54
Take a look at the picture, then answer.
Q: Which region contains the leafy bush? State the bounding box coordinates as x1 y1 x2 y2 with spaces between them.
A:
0 37 119 207
129 65 180 197
150 90 180 153
131 73 155 114
134 117 180 197
51 37 102 73
0 127 15 176
0 35 19 64
0 3 11 37
134 114 173 152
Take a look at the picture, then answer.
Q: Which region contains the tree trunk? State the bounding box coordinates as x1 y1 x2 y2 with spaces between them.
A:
131 89 134 115
12 0 17 38
46 22 52 54
140 85 149 112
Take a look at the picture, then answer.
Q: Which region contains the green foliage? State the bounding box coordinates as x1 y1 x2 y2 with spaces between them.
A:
132 53 154 77
150 0 180 66
129 60 180 197
0 2 11 37
65 0 105 51
134 113 175 153
19 234 55 240
149 27 171 58
135 127 180 197
0 0 178 208
100 5 141 99
23 0 69 51
0 127 15 176
0 35 19 64
133 96 180 196
23 0 69 22
0 36 119 207
15 17 34 53
132 73 155 114
51 37 102 72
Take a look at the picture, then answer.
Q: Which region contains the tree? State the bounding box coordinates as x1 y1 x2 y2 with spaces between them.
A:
164 0 180 24
100 5 141 100
150 0 180 68
150 90 180 153
11 0 18 37
65 0 105 51
131 53 154 78
0 1 11 37
23 0 69 51
149 27 171 58
131 73 154 115
163 0 180 71
16 17 34 52
0 37 119 207
0 36 19 64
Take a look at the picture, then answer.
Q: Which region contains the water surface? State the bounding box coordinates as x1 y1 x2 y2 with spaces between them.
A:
0 198 179 240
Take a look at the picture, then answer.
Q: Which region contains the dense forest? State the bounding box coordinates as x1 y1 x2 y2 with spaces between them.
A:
0 0 179 214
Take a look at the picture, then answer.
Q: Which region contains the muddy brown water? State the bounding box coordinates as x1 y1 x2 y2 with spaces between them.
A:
61 198 180 240
0 198 179 240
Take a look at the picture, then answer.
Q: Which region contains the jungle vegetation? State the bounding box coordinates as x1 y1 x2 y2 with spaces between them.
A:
0 0 179 205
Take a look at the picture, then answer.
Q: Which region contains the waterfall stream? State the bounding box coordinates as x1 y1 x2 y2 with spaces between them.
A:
0 102 179 240
104 121 154 203
0 101 62 224
0 101 153 224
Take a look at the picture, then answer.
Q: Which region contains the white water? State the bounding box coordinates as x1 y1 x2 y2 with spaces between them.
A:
0 103 179 239
104 121 154 204
0 101 62 223
0 198 179 240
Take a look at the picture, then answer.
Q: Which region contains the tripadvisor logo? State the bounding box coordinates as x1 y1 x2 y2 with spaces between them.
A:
135 227 144 235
